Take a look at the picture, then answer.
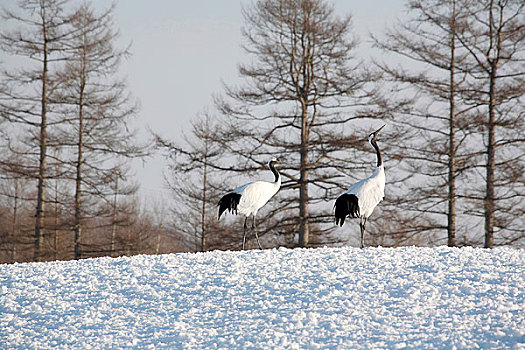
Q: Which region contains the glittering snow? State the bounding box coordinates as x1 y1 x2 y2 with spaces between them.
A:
1 246 524 349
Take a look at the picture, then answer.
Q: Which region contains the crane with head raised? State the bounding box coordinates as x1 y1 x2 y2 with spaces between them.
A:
218 158 282 249
334 125 386 248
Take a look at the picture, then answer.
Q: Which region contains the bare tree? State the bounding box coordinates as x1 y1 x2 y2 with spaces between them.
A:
216 0 386 247
54 2 146 259
0 0 75 260
373 0 478 246
0 1 156 262
156 113 234 251
455 0 525 247
0 171 34 262
374 0 525 247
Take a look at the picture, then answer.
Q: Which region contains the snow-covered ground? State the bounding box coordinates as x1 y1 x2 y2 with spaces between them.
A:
1 246 524 349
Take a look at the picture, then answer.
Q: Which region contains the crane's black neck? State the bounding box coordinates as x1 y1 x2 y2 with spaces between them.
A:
370 138 383 167
269 161 280 183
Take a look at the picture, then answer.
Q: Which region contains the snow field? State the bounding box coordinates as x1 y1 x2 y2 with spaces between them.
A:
0 246 524 349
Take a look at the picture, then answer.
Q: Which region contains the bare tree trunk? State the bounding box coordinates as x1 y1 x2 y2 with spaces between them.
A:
73 40 88 259
447 0 457 247
484 66 496 248
74 81 85 259
54 168 59 260
155 229 161 255
298 105 310 247
35 8 49 262
484 0 500 249
12 179 19 261
447 96 456 246
201 141 208 252
111 173 119 256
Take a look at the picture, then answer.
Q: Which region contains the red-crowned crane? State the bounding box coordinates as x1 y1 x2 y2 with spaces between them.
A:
218 158 281 250
334 125 386 248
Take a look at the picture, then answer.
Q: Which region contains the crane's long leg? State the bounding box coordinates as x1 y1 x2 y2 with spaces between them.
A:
359 217 365 249
360 217 368 249
242 217 248 250
252 215 262 250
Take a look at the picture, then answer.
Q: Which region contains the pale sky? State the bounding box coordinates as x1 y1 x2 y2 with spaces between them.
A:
2 0 407 202
110 0 406 202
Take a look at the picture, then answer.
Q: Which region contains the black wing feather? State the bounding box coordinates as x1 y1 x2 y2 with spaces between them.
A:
334 193 360 227
218 192 242 219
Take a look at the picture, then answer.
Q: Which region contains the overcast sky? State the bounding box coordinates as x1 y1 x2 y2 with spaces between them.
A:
3 0 407 203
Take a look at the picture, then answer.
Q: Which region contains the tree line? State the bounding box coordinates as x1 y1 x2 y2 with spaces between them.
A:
1 0 523 263
158 0 524 252
0 0 188 263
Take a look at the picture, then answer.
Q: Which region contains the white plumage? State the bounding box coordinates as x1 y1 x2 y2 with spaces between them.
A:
233 180 280 218
334 125 386 248
218 158 282 249
345 166 385 219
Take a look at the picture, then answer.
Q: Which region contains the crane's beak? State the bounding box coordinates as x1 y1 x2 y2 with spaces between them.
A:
374 124 386 135
368 124 386 142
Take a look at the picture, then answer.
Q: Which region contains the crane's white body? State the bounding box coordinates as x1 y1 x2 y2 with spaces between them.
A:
233 178 281 217
218 158 282 249
333 124 386 248
345 165 385 219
